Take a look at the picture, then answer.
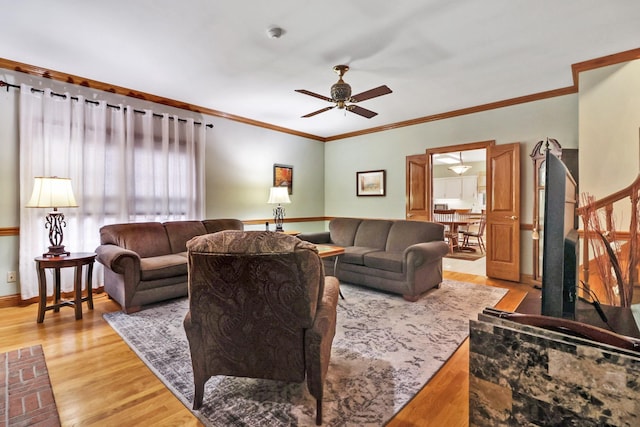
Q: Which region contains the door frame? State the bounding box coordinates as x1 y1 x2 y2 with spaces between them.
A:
426 140 495 218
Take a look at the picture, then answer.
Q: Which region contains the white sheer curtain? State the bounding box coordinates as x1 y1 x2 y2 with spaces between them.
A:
19 85 205 300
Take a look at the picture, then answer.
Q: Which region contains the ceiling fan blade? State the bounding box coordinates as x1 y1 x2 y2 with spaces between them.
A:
347 105 378 119
350 85 392 103
301 106 335 118
295 89 333 103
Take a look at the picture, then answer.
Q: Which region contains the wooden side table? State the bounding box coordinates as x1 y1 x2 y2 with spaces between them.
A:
34 252 97 323
316 245 345 300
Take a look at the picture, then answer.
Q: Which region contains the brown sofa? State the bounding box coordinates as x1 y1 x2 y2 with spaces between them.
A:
298 218 450 301
95 219 243 313
184 230 339 424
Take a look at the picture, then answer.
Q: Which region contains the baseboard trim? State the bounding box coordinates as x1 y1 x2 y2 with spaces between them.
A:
519 274 539 287
0 294 23 308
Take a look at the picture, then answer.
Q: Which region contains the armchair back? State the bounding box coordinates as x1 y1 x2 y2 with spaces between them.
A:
186 230 324 347
184 230 339 423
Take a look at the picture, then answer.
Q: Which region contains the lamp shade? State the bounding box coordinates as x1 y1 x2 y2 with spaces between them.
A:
26 177 78 208
267 186 291 204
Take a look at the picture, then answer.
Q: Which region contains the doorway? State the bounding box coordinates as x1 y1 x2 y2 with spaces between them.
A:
407 140 521 282
407 141 491 272
428 142 489 275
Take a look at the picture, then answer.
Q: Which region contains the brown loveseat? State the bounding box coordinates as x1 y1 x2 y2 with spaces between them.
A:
298 218 449 301
184 230 339 424
95 219 243 313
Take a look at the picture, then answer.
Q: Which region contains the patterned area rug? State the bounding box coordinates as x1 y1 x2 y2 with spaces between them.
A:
1 345 60 427
104 280 507 426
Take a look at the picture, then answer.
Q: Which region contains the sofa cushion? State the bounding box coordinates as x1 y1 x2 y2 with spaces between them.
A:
363 251 403 273
329 218 362 247
386 220 444 252
341 246 380 265
164 220 208 254
100 222 171 258
140 254 188 280
353 220 393 249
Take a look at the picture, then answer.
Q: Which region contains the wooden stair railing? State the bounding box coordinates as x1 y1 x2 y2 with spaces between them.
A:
577 173 640 306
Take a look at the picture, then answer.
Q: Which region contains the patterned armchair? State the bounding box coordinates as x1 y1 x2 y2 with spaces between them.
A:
183 230 340 425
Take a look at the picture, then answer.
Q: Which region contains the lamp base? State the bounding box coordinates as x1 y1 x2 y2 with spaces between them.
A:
43 245 70 258
273 205 285 232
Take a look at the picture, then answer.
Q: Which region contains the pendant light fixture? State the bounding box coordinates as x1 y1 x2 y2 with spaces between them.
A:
448 152 472 175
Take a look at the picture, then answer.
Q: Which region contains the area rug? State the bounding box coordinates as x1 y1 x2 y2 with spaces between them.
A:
445 249 485 261
1 345 60 427
104 280 507 426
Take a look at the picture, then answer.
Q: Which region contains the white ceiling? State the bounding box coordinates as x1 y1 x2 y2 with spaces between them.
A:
2 1 639 139
434 149 485 165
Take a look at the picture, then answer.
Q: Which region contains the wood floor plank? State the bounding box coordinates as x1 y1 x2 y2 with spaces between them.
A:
0 273 534 426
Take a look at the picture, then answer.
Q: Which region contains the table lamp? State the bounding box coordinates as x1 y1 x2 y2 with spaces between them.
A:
26 176 78 257
267 186 291 232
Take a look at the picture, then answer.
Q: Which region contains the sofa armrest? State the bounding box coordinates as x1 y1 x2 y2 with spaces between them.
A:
305 275 339 401
95 244 141 274
404 241 450 267
297 231 331 244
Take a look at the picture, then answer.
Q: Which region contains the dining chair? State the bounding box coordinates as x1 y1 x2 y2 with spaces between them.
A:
434 209 458 252
461 214 487 253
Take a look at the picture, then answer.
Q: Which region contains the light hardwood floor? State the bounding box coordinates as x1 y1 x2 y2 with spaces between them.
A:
0 271 531 426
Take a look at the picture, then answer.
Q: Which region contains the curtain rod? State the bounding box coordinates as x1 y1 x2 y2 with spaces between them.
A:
0 80 213 128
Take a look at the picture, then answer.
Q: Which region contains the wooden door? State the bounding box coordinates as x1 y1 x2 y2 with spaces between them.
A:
406 154 429 221
486 142 521 282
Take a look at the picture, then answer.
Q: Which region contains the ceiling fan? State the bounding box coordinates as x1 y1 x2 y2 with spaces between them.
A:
295 65 392 119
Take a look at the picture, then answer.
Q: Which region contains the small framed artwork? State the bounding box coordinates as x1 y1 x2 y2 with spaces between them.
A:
273 164 293 194
356 169 386 196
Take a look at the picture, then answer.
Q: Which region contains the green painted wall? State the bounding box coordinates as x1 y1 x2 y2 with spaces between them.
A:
579 60 640 201
324 96 579 221
324 95 579 276
2 58 639 297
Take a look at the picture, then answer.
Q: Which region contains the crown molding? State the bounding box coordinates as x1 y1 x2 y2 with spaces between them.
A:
0 57 325 142
571 47 640 87
324 86 576 142
2 48 639 143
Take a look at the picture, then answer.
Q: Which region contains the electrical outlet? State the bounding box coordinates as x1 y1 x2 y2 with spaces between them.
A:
7 271 16 283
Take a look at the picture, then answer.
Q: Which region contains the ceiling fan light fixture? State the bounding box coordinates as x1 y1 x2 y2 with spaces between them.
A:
331 64 352 102
296 64 391 119
448 152 472 175
331 81 351 103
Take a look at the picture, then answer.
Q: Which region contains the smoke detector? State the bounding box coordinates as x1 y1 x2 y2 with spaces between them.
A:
266 26 284 39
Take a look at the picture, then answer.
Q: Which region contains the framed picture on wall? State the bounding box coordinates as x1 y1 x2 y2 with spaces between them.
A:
356 169 386 196
273 164 293 194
